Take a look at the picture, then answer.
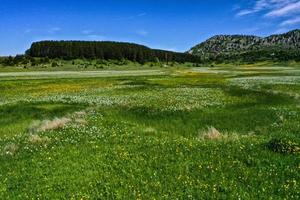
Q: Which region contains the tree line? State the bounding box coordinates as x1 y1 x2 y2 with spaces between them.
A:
202 48 300 64
2 41 299 67
26 41 201 63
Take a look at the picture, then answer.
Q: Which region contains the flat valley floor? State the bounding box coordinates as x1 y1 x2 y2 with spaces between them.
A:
0 63 299 199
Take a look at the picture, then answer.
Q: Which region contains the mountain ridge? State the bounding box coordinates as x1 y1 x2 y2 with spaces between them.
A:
188 29 300 59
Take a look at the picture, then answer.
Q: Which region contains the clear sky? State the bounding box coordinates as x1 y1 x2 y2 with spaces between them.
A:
1 0 300 55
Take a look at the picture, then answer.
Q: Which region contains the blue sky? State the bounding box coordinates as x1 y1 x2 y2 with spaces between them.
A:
0 0 300 55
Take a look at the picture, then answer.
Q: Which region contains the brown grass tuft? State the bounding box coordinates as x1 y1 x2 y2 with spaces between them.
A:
28 110 88 133
3 143 19 156
39 117 71 131
29 117 72 133
28 134 50 144
200 127 222 140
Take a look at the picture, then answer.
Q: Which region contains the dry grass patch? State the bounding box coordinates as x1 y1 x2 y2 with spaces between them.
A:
199 126 250 141
29 117 72 133
200 126 222 140
28 134 50 144
74 118 88 125
28 110 89 133
3 143 18 156
28 111 88 134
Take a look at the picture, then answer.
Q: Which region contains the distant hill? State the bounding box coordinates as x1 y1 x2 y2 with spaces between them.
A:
188 29 300 62
26 41 200 64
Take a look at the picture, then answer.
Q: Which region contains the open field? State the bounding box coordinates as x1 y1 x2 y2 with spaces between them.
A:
0 63 299 199
0 70 166 80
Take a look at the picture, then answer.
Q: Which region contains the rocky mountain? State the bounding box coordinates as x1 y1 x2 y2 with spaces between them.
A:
188 29 300 59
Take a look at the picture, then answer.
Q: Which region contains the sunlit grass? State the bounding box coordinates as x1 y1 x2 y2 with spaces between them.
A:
0 63 299 199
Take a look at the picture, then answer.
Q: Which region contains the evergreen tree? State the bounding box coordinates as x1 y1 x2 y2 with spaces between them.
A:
26 41 201 63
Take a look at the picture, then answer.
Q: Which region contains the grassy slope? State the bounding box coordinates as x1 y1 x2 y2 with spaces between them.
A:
0 63 299 199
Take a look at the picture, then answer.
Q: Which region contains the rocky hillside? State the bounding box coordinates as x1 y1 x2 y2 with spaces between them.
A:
189 29 300 58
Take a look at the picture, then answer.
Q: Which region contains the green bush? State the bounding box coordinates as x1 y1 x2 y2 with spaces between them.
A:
51 62 58 67
266 138 300 154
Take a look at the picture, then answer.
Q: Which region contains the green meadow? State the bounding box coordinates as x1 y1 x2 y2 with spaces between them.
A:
0 63 299 199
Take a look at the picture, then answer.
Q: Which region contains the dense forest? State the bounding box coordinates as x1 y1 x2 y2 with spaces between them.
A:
26 41 200 63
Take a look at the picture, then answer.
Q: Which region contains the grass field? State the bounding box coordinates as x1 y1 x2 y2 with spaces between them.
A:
0 63 299 199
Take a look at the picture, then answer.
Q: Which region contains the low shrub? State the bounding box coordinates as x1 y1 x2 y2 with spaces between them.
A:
266 138 300 154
